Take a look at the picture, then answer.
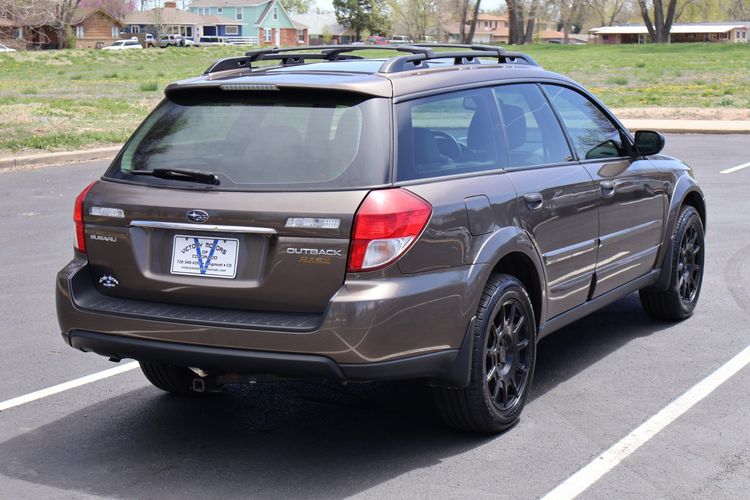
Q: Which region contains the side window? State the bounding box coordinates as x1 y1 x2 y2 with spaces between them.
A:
493 84 572 168
396 88 505 181
543 85 627 160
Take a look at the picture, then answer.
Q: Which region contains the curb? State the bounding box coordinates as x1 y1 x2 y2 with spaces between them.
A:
0 146 121 171
621 119 750 135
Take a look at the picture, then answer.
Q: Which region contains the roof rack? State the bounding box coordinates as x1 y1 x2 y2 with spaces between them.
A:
203 44 539 76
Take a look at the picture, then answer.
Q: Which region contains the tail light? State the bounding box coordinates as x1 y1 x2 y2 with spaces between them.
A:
74 181 96 252
348 188 432 272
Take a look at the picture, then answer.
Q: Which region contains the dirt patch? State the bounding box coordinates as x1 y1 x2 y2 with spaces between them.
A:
612 107 750 121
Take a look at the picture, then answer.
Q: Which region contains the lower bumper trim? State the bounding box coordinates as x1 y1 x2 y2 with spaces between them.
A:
64 330 460 383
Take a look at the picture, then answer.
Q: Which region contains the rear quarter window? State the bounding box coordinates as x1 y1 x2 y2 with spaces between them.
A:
396 88 506 181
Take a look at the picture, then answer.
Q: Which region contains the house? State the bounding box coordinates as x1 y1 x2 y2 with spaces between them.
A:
292 13 355 45
0 14 62 49
439 14 563 44
589 23 750 44
123 2 241 42
188 0 307 46
70 7 124 49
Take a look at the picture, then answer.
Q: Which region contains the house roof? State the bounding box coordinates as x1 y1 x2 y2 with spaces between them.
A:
590 23 747 35
124 8 237 26
539 29 566 39
70 7 123 26
291 14 352 36
189 0 269 7
475 14 508 22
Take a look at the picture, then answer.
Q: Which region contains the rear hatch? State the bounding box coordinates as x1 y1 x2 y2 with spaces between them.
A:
83 89 391 314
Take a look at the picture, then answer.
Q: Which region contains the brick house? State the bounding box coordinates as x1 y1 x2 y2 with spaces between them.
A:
71 8 124 49
438 14 562 44
589 23 750 44
189 0 307 46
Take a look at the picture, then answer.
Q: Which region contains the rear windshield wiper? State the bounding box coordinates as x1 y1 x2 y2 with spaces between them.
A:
129 168 220 185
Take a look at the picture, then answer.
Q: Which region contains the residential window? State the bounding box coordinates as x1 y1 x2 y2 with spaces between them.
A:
264 29 272 42
112 26 119 38
297 29 305 43
225 25 238 35
236 9 243 20
273 7 278 20
217 7 223 14
76 25 84 38
130 25 140 34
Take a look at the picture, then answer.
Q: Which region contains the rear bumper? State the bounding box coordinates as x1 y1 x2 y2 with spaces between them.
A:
57 255 485 383
64 330 462 382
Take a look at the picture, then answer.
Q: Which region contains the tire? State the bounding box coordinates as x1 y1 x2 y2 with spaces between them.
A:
140 361 199 395
640 205 704 320
433 274 537 434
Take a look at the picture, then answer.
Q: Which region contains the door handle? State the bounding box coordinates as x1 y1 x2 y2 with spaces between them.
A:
600 180 616 197
523 192 543 211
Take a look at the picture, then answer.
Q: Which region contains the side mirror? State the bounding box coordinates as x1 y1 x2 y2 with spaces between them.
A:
634 130 665 156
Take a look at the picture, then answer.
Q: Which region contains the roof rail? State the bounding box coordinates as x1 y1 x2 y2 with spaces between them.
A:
203 44 538 76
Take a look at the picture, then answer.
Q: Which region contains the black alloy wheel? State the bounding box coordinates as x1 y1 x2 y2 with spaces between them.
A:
484 298 531 413
640 205 705 320
433 274 537 434
677 221 703 304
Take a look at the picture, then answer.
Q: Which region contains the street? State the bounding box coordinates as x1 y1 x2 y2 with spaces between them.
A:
0 134 748 498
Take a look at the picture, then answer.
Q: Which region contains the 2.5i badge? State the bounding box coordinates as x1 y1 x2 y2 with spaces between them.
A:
99 275 119 288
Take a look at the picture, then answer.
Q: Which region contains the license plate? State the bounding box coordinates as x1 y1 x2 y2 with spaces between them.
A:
171 235 239 279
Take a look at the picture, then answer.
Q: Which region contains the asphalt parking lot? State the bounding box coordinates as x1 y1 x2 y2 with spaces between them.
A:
1 134 748 499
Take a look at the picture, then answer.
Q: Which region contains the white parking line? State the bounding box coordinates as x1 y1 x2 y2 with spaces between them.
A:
0 362 139 412
720 161 750 174
542 344 750 500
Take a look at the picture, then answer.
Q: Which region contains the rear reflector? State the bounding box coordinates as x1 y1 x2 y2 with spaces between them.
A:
74 181 97 252
347 188 432 272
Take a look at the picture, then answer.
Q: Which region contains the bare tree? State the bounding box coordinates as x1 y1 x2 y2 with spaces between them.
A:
0 0 82 48
636 0 681 43
588 0 630 27
506 0 542 44
728 0 749 19
552 0 590 43
390 0 439 41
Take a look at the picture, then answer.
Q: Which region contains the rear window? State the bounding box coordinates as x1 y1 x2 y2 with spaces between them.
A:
105 91 390 190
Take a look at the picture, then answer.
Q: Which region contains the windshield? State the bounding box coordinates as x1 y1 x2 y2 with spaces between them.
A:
106 91 391 190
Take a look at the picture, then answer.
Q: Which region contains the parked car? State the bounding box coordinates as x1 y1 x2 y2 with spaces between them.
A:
57 44 705 434
388 35 412 44
198 36 228 46
143 33 156 48
0 42 17 52
101 39 143 51
366 35 387 45
158 34 185 47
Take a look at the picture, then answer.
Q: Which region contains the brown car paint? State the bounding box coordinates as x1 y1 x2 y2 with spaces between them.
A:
56 50 705 385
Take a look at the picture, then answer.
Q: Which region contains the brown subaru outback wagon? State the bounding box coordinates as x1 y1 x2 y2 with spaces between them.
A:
57 45 706 433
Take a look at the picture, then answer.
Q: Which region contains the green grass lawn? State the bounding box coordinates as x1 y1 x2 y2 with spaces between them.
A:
0 43 748 155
